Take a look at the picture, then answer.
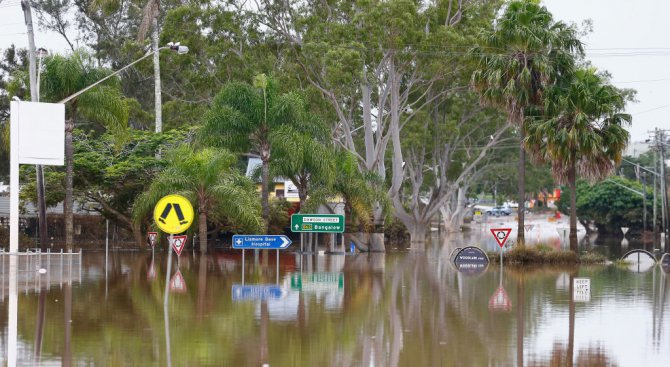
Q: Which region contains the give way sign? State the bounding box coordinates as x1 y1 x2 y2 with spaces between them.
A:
490 228 512 248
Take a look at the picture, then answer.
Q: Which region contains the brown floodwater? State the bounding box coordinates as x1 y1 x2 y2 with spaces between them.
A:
0 244 668 366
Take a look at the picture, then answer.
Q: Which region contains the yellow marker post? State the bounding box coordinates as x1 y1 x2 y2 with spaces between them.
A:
153 194 194 234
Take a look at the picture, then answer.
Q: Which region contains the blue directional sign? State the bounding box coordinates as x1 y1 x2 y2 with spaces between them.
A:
232 235 292 250
231 284 283 301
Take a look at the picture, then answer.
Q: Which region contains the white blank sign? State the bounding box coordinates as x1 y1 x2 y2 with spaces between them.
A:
11 101 65 166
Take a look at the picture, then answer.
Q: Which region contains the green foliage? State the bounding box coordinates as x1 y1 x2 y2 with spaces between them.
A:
73 127 190 221
470 0 583 125
133 145 262 233
526 68 631 184
268 198 293 235
556 176 651 235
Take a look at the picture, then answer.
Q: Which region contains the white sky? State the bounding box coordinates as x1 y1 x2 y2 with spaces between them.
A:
1 0 669 142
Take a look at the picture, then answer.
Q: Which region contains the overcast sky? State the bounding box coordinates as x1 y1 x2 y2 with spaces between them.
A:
1 0 668 142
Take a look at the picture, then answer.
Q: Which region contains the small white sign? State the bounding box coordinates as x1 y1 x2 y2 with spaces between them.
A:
284 180 299 198
573 278 591 302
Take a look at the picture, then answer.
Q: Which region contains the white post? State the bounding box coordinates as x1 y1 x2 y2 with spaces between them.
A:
9 102 20 254
7 255 18 367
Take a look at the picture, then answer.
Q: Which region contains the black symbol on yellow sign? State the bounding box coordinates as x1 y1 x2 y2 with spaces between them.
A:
158 203 189 225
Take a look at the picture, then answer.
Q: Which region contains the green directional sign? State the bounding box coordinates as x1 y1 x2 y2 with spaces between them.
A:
291 214 344 233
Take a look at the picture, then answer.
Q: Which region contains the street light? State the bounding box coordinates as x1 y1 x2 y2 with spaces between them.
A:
59 42 188 104
36 47 48 100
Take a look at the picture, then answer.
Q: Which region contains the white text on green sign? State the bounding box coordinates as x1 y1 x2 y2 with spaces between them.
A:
291 214 344 233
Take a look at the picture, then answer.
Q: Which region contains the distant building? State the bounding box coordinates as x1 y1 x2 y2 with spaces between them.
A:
245 156 300 203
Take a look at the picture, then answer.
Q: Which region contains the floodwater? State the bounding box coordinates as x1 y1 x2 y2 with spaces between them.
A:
0 244 669 366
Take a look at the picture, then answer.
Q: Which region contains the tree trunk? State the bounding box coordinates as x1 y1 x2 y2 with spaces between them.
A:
517 276 524 367
261 154 270 234
132 221 144 248
64 120 74 249
567 273 576 367
259 300 269 365
568 164 578 253
153 16 162 134
409 222 428 251
197 253 207 321
517 135 526 247
198 211 208 253
63 283 72 367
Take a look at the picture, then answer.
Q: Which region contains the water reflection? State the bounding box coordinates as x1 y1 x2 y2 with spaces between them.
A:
1 249 670 366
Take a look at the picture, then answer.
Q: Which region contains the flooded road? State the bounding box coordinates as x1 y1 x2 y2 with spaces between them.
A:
0 247 669 366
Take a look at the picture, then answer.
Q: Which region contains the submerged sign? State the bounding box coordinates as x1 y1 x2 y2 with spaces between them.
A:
453 246 489 275
232 284 283 301
291 214 344 233
662 253 670 274
573 278 591 302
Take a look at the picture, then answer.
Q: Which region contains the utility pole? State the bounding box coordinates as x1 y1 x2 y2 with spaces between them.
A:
643 170 647 234
653 151 658 244
658 129 670 251
651 128 670 251
21 0 49 250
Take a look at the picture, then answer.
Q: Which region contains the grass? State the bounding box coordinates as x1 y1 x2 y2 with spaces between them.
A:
488 245 607 265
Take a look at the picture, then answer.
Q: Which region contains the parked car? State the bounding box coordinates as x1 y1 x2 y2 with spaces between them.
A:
486 206 512 216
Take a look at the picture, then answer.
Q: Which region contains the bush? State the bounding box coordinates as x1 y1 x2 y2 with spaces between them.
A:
488 244 604 265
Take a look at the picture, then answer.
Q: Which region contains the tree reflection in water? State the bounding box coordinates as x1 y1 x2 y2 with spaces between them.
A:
1 249 669 365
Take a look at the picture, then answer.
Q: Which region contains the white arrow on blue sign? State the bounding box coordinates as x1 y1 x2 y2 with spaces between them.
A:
232 235 292 250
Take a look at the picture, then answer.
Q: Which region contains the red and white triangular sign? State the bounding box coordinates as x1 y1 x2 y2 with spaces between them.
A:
490 228 512 248
147 261 156 281
488 286 512 311
169 235 188 257
147 232 158 247
169 269 187 293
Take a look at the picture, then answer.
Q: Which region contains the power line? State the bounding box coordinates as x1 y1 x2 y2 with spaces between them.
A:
631 104 670 116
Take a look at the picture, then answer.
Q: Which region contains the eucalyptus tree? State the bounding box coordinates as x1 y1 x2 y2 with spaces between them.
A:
470 0 583 246
134 145 262 252
254 0 486 250
526 68 631 252
395 94 509 246
40 51 128 248
198 74 308 233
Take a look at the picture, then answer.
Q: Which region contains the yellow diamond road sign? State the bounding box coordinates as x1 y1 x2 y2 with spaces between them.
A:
153 194 194 234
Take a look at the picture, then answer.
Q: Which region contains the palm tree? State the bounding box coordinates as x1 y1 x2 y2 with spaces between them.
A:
134 145 261 253
470 0 583 246
271 123 335 206
526 68 631 252
198 74 308 233
305 151 386 251
40 51 128 248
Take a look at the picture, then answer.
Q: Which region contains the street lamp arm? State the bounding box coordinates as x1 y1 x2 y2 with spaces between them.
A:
606 178 645 197
58 46 169 104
